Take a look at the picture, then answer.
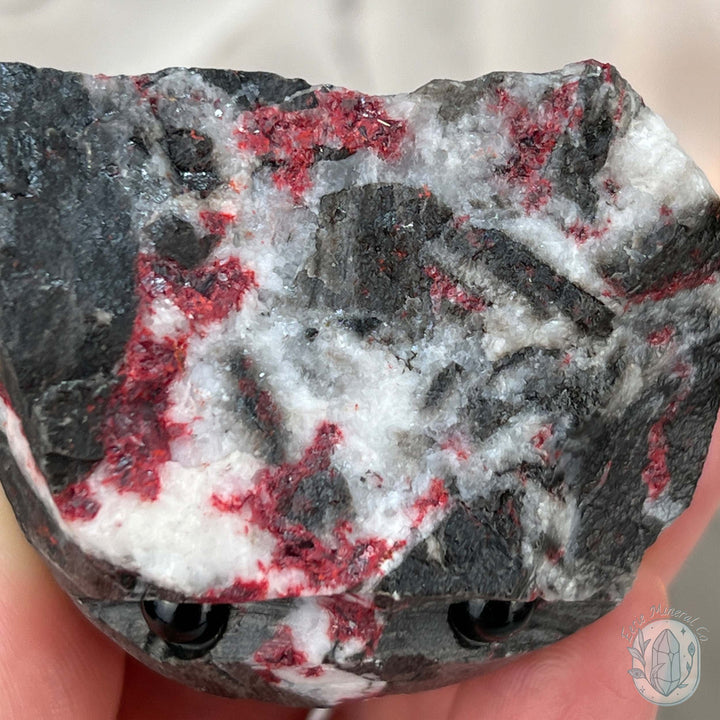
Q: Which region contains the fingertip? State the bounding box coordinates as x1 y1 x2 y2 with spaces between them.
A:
444 562 666 720
0 487 125 720
117 656 308 720
0 483 51 580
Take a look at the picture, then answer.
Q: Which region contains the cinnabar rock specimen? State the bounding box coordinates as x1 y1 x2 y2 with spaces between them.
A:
0 60 718 706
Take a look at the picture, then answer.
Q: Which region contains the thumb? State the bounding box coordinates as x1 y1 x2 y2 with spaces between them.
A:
0 486 125 720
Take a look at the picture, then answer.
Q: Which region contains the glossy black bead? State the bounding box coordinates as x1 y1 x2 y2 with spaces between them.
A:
141 600 230 659
448 599 536 645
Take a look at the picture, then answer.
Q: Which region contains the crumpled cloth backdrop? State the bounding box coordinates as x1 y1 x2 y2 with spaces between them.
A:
0 0 717 188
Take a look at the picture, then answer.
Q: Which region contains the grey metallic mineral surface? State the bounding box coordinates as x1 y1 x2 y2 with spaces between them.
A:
0 59 718 706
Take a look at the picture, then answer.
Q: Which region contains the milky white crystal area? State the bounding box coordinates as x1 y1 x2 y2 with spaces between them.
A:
1 60 718 614
0 395 59 512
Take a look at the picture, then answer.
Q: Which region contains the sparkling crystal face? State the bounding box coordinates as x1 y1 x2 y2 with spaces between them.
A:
0 60 718 706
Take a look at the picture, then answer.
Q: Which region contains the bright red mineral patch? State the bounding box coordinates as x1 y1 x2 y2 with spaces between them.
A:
424 265 486 313
493 81 582 212
235 89 406 201
56 253 257 518
212 422 406 596
320 594 384 654
641 364 692 500
410 477 450 528
253 625 309 683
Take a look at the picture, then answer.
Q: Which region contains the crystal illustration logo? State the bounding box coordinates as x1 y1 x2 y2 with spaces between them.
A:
624 609 706 706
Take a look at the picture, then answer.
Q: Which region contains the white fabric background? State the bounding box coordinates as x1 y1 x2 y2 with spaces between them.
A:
0 0 717 186
0 1 718 716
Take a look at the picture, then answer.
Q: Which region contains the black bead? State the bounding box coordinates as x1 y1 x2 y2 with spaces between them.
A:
141 600 230 659
448 599 536 646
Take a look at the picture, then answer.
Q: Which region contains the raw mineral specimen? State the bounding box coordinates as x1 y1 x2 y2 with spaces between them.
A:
0 59 718 707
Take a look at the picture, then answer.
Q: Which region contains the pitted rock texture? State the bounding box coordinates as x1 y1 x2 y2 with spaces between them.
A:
0 60 719 706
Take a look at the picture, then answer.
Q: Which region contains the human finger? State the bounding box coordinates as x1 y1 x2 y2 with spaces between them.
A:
0 487 125 720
